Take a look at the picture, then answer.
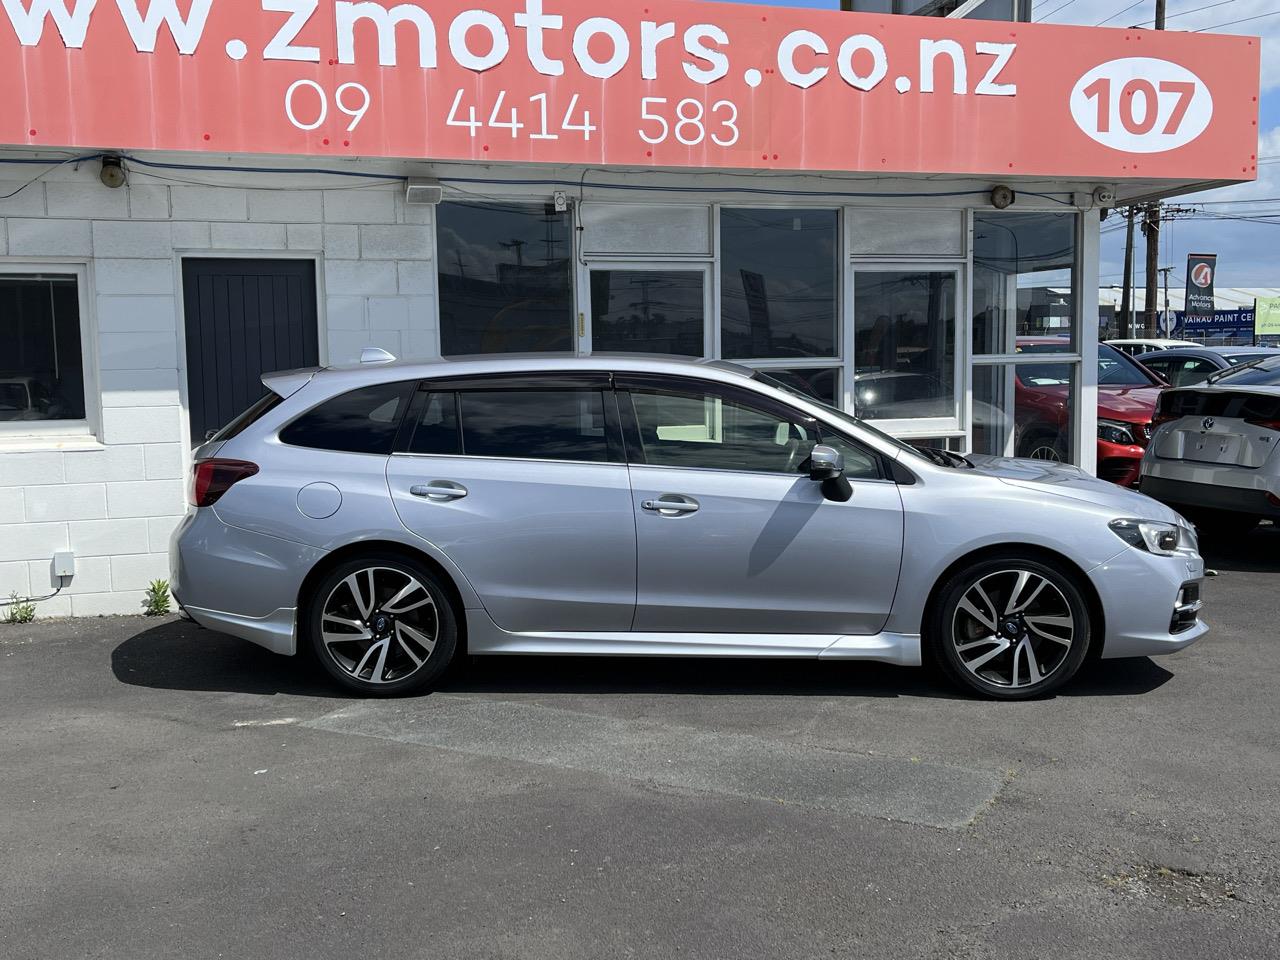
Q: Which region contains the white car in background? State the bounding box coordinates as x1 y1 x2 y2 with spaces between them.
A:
1140 355 1280 536
1106 338 1200 357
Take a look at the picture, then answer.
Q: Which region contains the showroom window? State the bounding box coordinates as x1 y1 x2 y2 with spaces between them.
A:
852 269 958 424
720 208 838 360
972 212 1081 461
0 269 90 437
437 201 574 356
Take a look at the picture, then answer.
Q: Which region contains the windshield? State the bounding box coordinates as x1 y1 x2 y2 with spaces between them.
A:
752 371 927 461
1014 342 1155 387
1208 355 1280 386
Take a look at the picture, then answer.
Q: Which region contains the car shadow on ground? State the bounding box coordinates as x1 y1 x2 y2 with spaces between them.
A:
111 619 1174 702
1200 521 1280 574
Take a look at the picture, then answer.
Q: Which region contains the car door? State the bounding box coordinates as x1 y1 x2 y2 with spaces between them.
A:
617 374 905 637
386 374 636 633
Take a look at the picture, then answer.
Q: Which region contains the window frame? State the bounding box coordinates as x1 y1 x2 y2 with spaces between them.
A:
848 262 965 437
0 262 100 444
392 372 625 466
581 261 713 358
614 372 888 481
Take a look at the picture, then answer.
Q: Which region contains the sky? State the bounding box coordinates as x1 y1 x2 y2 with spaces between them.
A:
716 0 1279 291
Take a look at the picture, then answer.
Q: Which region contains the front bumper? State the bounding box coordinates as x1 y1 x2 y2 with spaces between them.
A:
1096 439 1145 487
1087 545 1208 659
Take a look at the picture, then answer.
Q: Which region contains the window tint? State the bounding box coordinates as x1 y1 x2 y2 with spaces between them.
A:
407 392 461 455
459 390 609 462
0 274 86 424
280 381 414 454
628 384 879 479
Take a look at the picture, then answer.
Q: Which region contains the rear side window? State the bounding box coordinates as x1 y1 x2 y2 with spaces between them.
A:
209 392 283 443
407 392 461 455
458 390 609 462
280 381 414 454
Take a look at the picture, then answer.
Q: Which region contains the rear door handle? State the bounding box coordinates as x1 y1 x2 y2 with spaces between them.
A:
410 481 468 502
642 495 699 516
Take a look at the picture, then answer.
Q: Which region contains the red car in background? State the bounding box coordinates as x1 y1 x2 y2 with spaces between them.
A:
1014 341 1166 487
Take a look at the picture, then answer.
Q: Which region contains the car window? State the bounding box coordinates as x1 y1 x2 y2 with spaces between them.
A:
627 384 880 478
457 390 610 462
1172 358 1215 386
209 391 283 443
279 381 414 454
407 392 461 455
1097 344 1157 386
1209 356 1280 386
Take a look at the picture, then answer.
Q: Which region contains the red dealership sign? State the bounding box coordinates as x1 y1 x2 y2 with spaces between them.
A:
0 0 1261 180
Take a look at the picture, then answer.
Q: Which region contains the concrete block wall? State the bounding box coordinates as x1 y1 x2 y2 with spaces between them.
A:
0 162 438 617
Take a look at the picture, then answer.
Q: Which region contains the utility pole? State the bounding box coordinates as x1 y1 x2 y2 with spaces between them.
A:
1119 207 1135 339
1143 204 1160 336
1141 0 1166 337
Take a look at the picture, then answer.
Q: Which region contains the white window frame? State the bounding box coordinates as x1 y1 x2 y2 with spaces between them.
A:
848 261 966 437
578 260 714 358
0 262 100 445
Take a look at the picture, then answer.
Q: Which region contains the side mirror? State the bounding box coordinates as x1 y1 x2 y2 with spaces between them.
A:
809 444 844 481
808 444 853 503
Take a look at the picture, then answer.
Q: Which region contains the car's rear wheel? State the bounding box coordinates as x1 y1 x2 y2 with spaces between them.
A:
930 556 1092 700
306 555 457 696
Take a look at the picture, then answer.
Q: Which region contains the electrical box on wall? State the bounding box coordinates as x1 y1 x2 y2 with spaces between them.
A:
52 551 75 579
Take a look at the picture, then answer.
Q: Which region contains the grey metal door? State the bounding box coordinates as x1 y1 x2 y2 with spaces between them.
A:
182 258 319 443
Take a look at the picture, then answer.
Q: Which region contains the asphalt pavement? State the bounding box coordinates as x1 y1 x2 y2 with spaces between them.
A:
1 527 1277 959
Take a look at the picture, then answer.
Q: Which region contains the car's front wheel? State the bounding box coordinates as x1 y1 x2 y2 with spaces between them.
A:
306 555 458 696
930 556 1092 700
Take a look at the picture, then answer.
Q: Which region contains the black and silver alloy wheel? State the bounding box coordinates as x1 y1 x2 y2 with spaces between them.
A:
932 556 1091 700
952 570 1074 689
308 556 457 695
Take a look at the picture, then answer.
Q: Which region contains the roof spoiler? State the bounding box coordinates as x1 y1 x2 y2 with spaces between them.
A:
261 367 320 399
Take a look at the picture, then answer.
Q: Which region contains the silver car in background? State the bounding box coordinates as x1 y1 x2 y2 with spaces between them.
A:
171 354 1207 701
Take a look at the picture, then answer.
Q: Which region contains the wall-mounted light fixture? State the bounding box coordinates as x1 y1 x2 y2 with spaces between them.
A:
99 155 126 189
989 185 1015 209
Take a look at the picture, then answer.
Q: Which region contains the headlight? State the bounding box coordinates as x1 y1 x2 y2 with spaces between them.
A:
1108 518 1194 556
1098 419 1136 445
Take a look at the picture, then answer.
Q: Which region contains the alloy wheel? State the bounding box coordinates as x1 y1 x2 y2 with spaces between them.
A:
1026 442 1064 462
950 569 1075 689
320 566 438 684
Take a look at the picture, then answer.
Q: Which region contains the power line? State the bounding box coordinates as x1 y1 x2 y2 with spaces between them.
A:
1095 0 1147 25
1035 0 1080 22
1194 9 1280 30
1133 0 1236 26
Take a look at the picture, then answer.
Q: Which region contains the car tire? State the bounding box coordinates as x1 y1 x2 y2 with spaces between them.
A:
306 554 458 697
929 555 1092 701
1017 430 1068 463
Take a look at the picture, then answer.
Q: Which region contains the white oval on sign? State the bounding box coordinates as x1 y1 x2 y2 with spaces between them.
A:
1069 57 1212 154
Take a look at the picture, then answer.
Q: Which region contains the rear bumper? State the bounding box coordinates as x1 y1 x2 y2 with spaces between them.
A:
170 508 322 656
1087 546 1208 659
1139 475 1280 519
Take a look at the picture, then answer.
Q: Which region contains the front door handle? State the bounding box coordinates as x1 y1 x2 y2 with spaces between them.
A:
641 495 700 516
410 481 468 502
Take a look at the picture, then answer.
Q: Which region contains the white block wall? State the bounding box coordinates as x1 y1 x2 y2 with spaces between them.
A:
0 161 437 617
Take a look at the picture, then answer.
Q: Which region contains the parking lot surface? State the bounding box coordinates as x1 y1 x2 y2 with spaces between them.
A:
2 529 1278 959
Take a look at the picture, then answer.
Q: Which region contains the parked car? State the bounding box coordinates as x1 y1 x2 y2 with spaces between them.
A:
1134 346 1280 387
171 353 1205 701
1141 354 1280 535
1014 341 1166 486
1106 338 1200 356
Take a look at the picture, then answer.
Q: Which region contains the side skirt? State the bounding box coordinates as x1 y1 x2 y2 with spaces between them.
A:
466 610 921 666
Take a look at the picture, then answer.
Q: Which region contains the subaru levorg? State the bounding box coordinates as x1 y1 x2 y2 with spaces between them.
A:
171 353 1206 701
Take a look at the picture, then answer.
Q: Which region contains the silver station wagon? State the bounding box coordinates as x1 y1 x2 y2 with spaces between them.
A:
171 353 1207 700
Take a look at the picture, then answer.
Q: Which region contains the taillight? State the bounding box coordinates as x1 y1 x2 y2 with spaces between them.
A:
1151 411 1179 429
189 459 259 507
1245 418 1280 432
